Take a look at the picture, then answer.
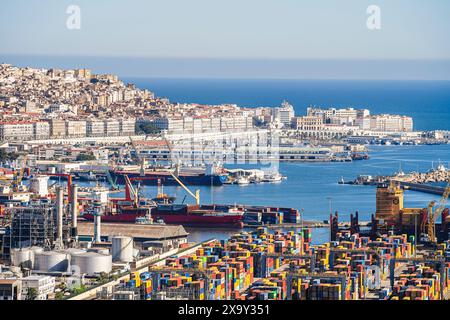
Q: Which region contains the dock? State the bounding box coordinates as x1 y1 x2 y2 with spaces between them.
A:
397 181 445 196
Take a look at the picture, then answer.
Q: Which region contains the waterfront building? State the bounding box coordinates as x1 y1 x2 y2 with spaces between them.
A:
291 116 324 131
273 101 295 128
369 114 413 132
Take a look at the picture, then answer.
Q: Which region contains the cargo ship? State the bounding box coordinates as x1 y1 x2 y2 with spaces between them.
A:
109 164 228 186
82 202 244 228
81 174 244 228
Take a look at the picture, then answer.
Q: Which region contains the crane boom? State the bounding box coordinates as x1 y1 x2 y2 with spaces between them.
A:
169 172 200 205
433 178 450 221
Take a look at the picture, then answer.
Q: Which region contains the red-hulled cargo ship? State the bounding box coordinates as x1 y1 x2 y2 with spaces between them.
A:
81 174 244 228
82 203 244 228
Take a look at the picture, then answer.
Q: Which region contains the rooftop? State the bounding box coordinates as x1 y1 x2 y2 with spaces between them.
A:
77 221 189 240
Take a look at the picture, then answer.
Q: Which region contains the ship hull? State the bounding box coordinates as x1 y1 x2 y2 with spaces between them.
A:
110 170 228 186
82 213 243 228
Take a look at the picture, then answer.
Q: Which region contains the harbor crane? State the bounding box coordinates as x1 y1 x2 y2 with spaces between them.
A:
426 177 450 244
169 172 200 206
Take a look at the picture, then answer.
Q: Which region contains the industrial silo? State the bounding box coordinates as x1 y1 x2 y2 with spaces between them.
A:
87 247 110 255
70 252 112 276
111 236 133 262
29 246 44 269
34 251 69 272
10 248 32 268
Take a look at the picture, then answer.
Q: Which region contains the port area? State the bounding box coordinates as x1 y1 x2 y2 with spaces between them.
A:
245 221 371 229
339 164 449 196
83 227 450 301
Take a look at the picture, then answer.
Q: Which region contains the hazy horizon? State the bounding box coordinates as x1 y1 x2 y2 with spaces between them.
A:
2 54 450 81
1 1 450 80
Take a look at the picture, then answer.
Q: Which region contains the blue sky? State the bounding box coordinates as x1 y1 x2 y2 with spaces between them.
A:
1 0 450 79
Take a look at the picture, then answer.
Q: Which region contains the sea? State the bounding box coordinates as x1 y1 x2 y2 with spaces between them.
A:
91 78 450 244
125 78 450 131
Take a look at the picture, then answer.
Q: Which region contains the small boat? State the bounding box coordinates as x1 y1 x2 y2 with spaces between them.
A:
236 176 250 185
262 173 283 183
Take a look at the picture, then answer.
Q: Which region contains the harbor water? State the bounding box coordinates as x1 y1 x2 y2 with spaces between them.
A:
78 144 449 244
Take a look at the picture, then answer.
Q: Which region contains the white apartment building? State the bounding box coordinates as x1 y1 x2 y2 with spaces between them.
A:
86 120 106 137
104 119 120 136
273 101 295 128
307 107 369 126
119 118 136 135
153 115 253 133
66 120 87 137
0 121 34 141
369 115 413 132
33 122 50 140
21 275 55 300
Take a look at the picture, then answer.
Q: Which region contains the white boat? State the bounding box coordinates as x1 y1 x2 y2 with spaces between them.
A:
236 176 250 185
262 173 284 183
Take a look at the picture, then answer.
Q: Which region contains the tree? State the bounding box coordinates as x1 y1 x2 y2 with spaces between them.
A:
76 153 97 161
55 292 64 300
136 123 160 135
0 149 19 162
26 287 38 300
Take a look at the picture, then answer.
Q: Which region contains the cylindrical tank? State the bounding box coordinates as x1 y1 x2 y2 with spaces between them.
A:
112 236 133 262
34 251 69 272
29 176 49 196
10 248 31 268
29 246 44 269
70 252 112 276
88 248 110 255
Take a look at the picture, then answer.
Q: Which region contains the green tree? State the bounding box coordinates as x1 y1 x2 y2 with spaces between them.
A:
76 153 97 161
26 288 38 300
55 292 64 300
0 149 19 162
136 123 160 134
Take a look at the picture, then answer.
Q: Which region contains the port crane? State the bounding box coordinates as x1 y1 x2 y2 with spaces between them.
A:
425 177 450 244
169 172 200 205
129 136 146 176
164 136 201 205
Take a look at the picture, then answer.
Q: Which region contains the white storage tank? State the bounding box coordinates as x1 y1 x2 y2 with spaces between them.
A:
112 236 133 262
34 251 69 272
88 248 110 255
29 176 49 196
70 252 112 276
29 246 44 269
10 248 31 268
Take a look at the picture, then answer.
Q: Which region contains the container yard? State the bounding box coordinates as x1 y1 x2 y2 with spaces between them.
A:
109 227 450 300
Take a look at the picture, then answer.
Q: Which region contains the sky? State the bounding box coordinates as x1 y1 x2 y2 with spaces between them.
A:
1 0 450 79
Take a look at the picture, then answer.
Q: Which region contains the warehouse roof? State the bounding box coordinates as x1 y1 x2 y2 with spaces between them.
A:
77 221 189 240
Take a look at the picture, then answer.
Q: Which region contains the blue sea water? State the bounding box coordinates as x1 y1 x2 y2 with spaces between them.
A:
81 144 449 244
117 78 450 242
125 78 450 131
